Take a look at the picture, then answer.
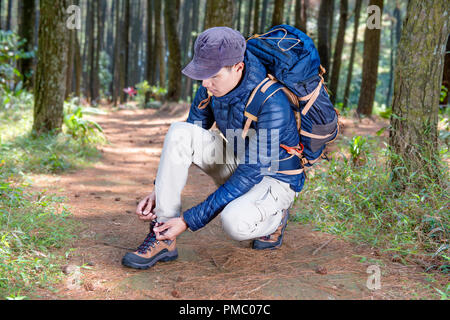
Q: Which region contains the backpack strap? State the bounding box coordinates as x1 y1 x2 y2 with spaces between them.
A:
241 76 284 139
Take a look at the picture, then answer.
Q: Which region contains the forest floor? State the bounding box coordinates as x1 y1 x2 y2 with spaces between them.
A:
29 102 444 300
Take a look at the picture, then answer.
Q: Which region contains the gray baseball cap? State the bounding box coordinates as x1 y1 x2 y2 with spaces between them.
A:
182 27 246 80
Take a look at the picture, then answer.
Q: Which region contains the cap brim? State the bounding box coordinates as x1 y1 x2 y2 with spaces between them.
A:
182 60 222 81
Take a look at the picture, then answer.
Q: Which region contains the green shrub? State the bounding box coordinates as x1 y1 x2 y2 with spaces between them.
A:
0 179 78 299
294 137 449 272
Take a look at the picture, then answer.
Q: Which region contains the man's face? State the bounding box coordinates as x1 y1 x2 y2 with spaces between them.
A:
202 62 245 97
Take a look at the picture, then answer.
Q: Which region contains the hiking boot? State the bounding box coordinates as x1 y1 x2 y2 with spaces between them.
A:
252 209 289 250
122 221 178 270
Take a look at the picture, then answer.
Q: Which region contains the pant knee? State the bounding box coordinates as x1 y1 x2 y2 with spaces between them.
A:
221 210 256 241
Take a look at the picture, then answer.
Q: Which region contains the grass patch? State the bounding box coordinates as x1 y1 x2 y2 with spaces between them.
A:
294 135 449 272
0 91 105 299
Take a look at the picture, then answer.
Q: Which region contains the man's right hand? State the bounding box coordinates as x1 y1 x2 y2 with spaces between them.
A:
136 191 157 221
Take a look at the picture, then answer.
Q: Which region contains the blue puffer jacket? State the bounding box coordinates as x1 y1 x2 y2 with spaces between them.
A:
183 50 305 231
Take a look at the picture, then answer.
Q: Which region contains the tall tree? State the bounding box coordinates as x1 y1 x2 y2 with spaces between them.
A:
164 0 182 101
18 0 36 89
343 0 362 109
356 0 384 117
260 0 270 31
386 2 402 108
253 0 260 35
0 0 3 29
295 0 308 33
145 0 154 103
204 0 235 29
329 0 348 104
6 0 12 30
317 0 332 82
243 0 253 36
122 0 130 102
112 0 121 106
272 0 285 27
442 35 450 106
154 0 165 88
33 0 69 135
389 0 449 188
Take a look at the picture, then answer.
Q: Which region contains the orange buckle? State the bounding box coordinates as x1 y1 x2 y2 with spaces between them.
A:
280 143 304 156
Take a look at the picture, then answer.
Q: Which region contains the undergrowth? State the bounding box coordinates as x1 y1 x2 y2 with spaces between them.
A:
294 133 449 274
0 91 105 299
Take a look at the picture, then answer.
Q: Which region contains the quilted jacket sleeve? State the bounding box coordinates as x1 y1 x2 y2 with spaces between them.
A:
183 92 294 231
186 85 215 130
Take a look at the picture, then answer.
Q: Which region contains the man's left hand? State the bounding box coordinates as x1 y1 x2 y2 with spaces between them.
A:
154 217 188 241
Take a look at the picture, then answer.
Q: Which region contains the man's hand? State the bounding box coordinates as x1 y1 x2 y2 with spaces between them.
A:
154 217 188 241
136 191 157 221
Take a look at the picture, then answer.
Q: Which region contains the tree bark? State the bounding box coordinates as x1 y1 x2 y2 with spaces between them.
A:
389 0 449 188
154 0 165 88
343 0 362 109
272 0 285 27
356 0 384 117
329 0 348 105
317 0 332 82
0 0 3 29
18 0 36 89
205 0 235 29
295 0 308 33
164 0 181 101
253 0 260 35
442 35 450 106
112 0 121 106
260 0 270 31
6 0 12 30
33 0 68 135
243 0 253 37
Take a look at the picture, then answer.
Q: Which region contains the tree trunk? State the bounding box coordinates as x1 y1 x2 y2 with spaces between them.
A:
236 0 242 31
329 0 348 105
74 33 82 98
154 0 165 88
6 0 12 30
33 0 68 135
260 0 270 31
389 0 449 188
145 0 154 103
87 0 95 102
205 0 235 29
271 0 285 27
442 35 450 106
112 0 121 106
318 0 332 82
356 0 384 117
0 0 3 29
295 0 308 33
253 0 260 35
343 0 362 109
386 4 402 108
18 0 35 89
123 0 130 101
65 27 75 100
164 0 181 102
243 0 253 37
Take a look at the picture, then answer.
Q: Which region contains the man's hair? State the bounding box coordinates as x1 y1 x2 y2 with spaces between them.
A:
224 62 243 71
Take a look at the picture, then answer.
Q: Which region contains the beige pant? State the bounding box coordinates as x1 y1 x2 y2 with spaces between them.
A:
154 121 296 241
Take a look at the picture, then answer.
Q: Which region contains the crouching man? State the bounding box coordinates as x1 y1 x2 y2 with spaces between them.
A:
122 27 305 270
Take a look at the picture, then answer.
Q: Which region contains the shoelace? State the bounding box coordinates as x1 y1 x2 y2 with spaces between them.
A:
136 221 160 254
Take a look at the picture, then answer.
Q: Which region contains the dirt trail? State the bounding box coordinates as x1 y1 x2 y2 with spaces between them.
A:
31 105 438 300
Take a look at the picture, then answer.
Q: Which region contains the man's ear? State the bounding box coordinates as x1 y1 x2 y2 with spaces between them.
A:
235 62 245 73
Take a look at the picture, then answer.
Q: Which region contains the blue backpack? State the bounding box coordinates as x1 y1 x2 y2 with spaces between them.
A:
243 24 340 174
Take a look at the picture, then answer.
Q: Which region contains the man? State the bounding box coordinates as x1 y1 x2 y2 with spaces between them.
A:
122 27 305 270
